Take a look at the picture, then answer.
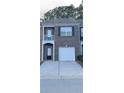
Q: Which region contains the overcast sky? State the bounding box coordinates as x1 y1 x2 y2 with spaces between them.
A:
40 0 81 18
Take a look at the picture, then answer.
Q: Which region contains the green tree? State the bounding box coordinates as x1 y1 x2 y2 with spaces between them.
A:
43 1 83 20
76 4 83 19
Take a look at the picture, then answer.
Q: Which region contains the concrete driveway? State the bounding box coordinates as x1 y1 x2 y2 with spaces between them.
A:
40 79 83 93
40 61 83 79
40 61 83 93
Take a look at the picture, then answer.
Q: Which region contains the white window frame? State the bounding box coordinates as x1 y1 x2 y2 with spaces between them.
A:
60 27 73 36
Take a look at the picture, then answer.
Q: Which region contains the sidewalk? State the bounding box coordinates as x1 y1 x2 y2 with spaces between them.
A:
40 61 83 79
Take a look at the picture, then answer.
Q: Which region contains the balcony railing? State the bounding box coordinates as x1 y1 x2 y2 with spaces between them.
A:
44 35 54 41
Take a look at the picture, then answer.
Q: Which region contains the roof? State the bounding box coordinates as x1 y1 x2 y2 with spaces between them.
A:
41 18 83 27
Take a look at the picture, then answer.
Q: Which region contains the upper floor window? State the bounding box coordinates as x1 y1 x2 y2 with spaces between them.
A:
47 29 52 36
60 27 73 36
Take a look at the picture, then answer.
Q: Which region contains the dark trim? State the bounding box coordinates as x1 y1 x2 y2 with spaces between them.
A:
72 26 74 36
58 27 60 36
44 27 54 35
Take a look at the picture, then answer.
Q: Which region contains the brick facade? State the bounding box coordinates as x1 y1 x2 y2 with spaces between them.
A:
40 18 83 61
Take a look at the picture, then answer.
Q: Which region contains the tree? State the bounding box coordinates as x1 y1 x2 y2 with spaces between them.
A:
76 4 83 19
43 1 83 20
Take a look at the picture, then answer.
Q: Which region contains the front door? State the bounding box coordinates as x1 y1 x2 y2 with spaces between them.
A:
47 30 52 40
47 48 52 60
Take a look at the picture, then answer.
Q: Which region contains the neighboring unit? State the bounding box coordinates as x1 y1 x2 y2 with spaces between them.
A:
40 18 83 62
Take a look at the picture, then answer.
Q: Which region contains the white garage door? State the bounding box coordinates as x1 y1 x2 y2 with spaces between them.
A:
59 47 75 61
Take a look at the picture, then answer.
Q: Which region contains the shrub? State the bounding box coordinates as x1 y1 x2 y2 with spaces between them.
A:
77 55 83 62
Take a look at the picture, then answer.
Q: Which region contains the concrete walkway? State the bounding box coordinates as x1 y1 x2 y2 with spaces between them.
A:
40 61 83 79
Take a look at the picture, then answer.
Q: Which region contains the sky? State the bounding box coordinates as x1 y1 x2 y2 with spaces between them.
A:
40 0 81 18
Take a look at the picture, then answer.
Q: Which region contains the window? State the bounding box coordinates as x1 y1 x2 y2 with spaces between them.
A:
47 30 52 36
60 27 73 36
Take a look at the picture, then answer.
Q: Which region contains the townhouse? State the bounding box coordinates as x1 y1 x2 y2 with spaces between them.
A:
40 18 83 62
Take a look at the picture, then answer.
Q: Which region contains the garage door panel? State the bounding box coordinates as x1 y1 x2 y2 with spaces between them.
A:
59 47 75 61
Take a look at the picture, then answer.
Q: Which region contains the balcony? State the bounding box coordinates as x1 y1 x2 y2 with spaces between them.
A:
44 35 54 41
